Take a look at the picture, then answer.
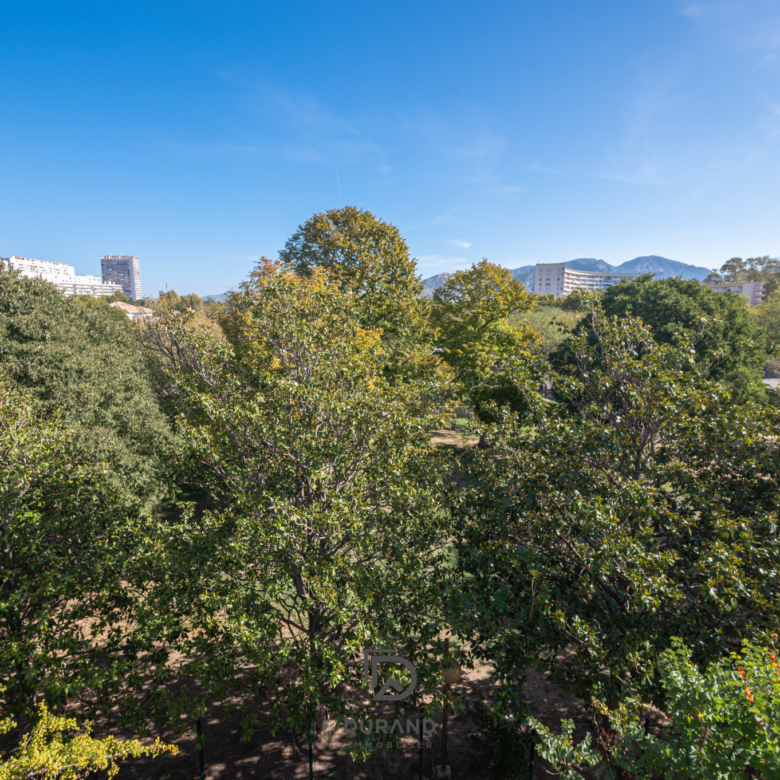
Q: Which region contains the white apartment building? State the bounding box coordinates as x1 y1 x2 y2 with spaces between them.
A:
1 256 123 297
2 256 75 284
535 262 642 298
703 280 764 307
101 255 142 301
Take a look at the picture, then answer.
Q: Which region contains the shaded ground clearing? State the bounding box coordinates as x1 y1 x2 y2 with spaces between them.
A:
430 418 479 451
99 658 596 779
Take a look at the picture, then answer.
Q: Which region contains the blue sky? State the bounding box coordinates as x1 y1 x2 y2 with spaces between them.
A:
1 1 779 296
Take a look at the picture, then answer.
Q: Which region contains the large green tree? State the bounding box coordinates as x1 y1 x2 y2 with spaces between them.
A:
0 268 174 510
554 276 768 403
278 207 428 350
139 262 455 734
430 259 537 421
449 308 780 724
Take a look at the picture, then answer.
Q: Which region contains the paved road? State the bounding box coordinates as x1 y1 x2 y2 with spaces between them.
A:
764 377 779 390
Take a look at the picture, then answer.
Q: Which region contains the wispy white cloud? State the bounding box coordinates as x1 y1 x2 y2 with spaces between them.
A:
416 254 470 272
679 3 709 19
409 210 459 230
398 109 526 201
598 160 669 186
186 73 528 212
213 74 388 167
400 110 507 164
449 239 472 248
596 71 676 185
481 181 525 197
599 1 780 189
525 163 560 175
259 86 387 166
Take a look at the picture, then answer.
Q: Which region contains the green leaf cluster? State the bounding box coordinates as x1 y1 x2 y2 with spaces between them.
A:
430 259 537 419
553 275 769 404
279 207 428 354
530 641 780 779
0 376 165 729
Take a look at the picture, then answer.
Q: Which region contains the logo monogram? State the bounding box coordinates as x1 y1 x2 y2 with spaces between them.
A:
363 648 417 701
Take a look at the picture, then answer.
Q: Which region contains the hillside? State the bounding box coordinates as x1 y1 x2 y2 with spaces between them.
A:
565 258 615 272
421 272 452 297
511 265 536 290
616 255 712 280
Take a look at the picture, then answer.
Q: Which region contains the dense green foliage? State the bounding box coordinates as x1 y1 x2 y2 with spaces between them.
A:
515 305 579 356
2 211 779 776
754 291 780 376
152 290 208 311
532 641 780 779
135 263 455 734
0 378 151 729
279 207 426 345
279 209 446 383
449 309 780 718
0 268 174 509
430 259 536 420
554 276 768 402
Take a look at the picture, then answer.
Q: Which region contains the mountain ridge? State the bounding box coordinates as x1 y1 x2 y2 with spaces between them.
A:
422 256 713 294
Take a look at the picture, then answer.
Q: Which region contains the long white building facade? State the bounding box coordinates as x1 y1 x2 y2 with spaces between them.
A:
1 256 123 297
703 280 764 307
535 262 642 298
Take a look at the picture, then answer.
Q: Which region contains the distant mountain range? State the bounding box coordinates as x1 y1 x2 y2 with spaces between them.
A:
422 256 713 295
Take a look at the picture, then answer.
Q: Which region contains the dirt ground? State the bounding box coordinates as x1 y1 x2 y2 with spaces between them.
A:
429 428 479 450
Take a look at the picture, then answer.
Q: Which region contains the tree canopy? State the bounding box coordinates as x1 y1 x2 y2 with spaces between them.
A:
279 207 425 346
449 309 780 723
706 255 780 298
430 259 536 419
0 268 174 509
137 262 456 733
0 377 147 728
3 215 780 776
752 292 780 348
554 275 768 403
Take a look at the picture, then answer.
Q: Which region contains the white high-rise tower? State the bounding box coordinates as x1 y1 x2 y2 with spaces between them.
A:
101 255 142 300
